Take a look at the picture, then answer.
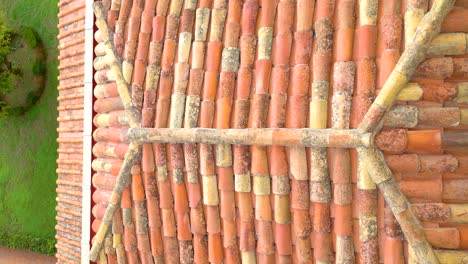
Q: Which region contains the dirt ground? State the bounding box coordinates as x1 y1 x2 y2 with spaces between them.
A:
0 247 55 264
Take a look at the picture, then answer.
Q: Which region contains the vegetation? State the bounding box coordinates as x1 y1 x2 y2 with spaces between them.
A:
0 0 58 255
0 21 46 118
0 231 55 255
0 20 21 98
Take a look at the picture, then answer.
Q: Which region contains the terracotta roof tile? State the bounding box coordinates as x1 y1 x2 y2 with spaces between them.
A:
77 0 468 262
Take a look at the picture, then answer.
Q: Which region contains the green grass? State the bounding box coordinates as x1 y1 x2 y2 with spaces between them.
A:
0 231 56 255
0 0 58 255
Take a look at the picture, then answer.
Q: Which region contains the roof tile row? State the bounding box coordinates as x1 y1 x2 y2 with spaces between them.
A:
56 0 87 262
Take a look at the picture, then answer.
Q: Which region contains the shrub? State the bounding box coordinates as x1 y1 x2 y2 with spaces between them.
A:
0 70 18 95
0 20 45 118
0 19 21 97
32 58 46 76
0 20 12 59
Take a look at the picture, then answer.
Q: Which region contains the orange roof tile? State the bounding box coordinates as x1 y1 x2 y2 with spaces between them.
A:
56 0 468 262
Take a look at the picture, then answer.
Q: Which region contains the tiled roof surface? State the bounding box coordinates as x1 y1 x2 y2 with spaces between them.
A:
86 0 468 263
56 0 86 263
